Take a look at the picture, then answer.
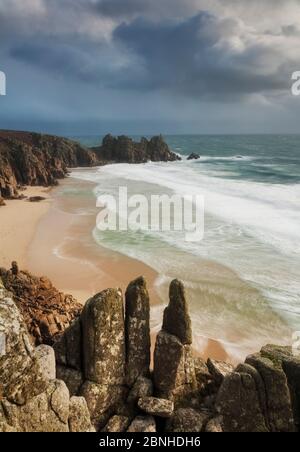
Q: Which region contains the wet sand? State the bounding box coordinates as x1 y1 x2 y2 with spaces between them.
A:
1 176 230 362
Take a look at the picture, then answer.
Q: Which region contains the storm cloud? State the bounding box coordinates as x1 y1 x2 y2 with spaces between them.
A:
0 0 300 133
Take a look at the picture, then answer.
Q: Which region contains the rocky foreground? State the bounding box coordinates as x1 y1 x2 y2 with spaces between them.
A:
0 130 180 202
1 268 300 433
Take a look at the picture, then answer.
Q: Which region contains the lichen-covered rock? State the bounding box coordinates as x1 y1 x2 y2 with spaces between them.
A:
260 344 300 430
125 277 150 387
81 289 125 385
153 330 197 404
162 279 192 345
207 358 234 386
54 318 82 370
127 376 153 405
36 345 56 381
138 397 174 418
69 397 95 432
0 292 49 405
80 381 127 431
127 416 156 432
56 365 84 397
205 416 223 432
166 408 209 433
2 380 70 432
246 353 295 432
102 415 131 432
194 357 215 395
215 371 268 432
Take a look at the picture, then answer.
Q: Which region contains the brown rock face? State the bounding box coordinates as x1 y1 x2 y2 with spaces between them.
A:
92 134 181 164
125 277 151 386
0 263 82 346
0 131 98 199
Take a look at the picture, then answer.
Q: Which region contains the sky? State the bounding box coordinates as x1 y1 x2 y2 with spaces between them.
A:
0 0 300 135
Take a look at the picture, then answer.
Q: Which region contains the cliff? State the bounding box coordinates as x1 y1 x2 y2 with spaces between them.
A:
0 131 180 201
1 268 299 433
0 130 98 199
92 134 181 164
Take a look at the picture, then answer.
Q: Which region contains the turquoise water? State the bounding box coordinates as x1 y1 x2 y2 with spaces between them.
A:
70 135 300 360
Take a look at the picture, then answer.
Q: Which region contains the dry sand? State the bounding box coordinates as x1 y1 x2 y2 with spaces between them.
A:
0 187 52 269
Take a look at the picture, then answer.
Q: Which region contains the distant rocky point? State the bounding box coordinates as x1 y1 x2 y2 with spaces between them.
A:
187 153 200 160
92 134 181 164
0 130 180 201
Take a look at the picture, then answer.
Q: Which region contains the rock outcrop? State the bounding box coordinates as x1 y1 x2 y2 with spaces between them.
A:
187 153 200 160
92 134 181 164
0 131 98 199
0 263 82 346
2 270 300 433
0 130 180 201
0 281 94 432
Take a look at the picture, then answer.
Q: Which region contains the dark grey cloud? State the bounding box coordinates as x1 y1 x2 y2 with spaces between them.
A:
113 13 292 98
1 0 300 133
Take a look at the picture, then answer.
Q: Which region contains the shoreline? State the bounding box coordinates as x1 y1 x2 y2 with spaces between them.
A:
0 177 233 362
0 187 53 269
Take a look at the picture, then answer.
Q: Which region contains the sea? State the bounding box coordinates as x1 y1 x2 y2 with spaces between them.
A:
69 135 300 361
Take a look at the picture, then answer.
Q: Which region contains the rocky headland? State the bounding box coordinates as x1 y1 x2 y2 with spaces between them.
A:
0 130 180 201
92 134 181 164
1 267 299 433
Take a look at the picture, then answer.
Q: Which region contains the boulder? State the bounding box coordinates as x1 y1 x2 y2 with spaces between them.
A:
162 279 192 345
187 153 200 160
2 380 70 432
80 381 127 431
127 416 156 433
102 415 131 433
153 330 197 404
125 277 150 386
127 376 153 405
246 353 295 432
166 408 209 433
35 345 56 381
207 358 234 385
69 396 95 432
28 196 46 203
205 416 223 432
138 397 174 418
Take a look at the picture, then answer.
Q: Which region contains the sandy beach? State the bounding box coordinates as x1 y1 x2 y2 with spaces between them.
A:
0 177 230 362
0 187 53 269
